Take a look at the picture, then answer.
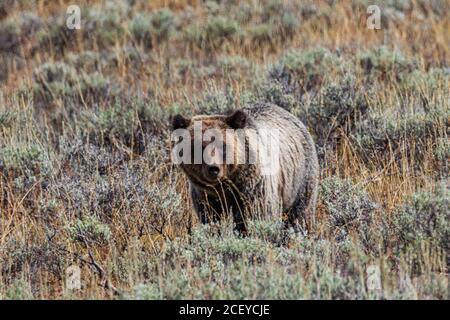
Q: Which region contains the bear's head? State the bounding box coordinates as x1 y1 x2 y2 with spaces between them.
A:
171 110 248 187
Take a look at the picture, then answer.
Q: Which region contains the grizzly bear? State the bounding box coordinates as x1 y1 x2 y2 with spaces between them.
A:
172 103 319 233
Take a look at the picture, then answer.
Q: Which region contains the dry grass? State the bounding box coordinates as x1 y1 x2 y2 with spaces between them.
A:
0 0 448 299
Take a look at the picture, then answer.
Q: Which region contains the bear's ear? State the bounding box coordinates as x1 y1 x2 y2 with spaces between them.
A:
172 114 190 130
226 110 247 129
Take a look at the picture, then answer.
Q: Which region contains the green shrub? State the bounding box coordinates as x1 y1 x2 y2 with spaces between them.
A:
207 16 239 39
0 239 67 295
0 108 26 129
183 24 203 45
0 144 52 194
260 0 300 38
186 16 240 47
0 12 42 53
320 177 382 251
204 1 221 15
321 177 378 227
399 68 450 110
134 283 161 300
65 51 102 73
247 219 293 246
217 55 253 80
269 47 342 93
352 108 449 164
280 11 300 36
0 12 41 81
37 13 77 53
248 23 275 44
150 8 176 42
56 137 179 236
130 13 153 45
34 62 78 86
402 68 450 93
352 0 448 17
358 46 418 82
142 182 185 236
78 97 168 151
68 215 111 246
5 279 33 300
32 62 117 106
0 17 21 52
130 9 175 46
230 2 254 23
38 3 127 51
110 237 153 286
434 138 449 177
250 80 298 112
193 86 240 115
127 221 376 299
393 184 449 259
163 223 274 267
306 75 369 147
84 2 128 47
132 222 303 299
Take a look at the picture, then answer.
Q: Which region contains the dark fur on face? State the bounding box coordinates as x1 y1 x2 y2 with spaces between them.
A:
172 110 247 189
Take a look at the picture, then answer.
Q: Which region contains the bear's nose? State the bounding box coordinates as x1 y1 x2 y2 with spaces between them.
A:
207 165 220 177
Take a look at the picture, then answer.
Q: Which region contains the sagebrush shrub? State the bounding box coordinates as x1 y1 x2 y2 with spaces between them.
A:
434 138 449 177
150 8 176 42
193 86 240 115
217 55 253 79
248 23 275 44
357 46 418 82
251 80 298 113
0 143 53 198
0 11 42 54
32 62 116 106
207 16 239 40
69 96 167 153
352 108 449 164
83 2 128 47
127 220 378 299
130 13 153 45
393 184 449 259
306 75 369 148
4 279 33 300
1 0 448 300
269 47 342 94
320 177 383 252
130 9 175 46
0 239 66 294
68 215 111 246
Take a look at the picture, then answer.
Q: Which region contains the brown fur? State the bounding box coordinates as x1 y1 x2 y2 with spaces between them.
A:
172 103 319 233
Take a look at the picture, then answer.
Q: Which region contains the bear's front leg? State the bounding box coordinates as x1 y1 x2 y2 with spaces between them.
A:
190 185 225 224
190 184 248 235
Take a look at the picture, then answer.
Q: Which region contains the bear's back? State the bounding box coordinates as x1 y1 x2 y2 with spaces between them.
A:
243 103 318 213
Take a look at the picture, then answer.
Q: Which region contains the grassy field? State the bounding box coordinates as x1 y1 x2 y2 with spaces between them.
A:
0 0 448 299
